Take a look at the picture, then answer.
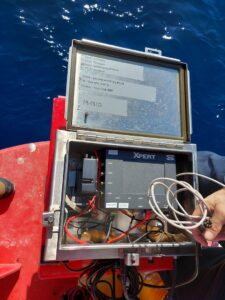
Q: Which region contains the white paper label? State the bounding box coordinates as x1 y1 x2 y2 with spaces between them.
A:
118 203 129 209
80 95 127 116
106 202 118 208
72 51 157 125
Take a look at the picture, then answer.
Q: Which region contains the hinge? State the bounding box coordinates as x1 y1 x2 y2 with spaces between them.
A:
77 130 137 145
76 130 184 149
77 131 98 142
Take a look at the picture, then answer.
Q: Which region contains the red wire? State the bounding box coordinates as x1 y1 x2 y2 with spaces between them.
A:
65 191 151 245
107 210 151 244
64 196 96 245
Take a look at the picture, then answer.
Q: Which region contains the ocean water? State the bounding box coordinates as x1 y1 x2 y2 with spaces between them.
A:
0 0 225 154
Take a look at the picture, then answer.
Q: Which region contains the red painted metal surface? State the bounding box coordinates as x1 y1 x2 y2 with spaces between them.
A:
45 96 66 209
0 97 173 300
0 142 78 300
0 264 21 279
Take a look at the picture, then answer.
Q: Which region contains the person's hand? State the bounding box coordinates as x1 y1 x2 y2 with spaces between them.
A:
192 188 225 246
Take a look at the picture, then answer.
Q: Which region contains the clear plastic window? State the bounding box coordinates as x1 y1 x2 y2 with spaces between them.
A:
72 50 181 137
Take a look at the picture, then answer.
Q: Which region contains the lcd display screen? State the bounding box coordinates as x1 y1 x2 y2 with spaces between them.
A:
104 149 176 209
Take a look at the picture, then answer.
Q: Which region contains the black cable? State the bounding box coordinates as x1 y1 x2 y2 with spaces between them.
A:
80 260 109 298
137 271 144 294
132 229 162 243
141 246 199 290
165 259 177 300
63 260 95 272
120 210 145 222
78 259 125 300
93 279 114 299
120 262 141 300
104 215 114 242
69 221 102 228
112 263 116 300
111 226 126 234
74 219 105 239
65 247 198 300
120 263 130 300
66 255 196 299
127 216 135 243
92 264 116 299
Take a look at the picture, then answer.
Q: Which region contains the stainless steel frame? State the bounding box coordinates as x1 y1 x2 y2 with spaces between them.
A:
43 129 198 261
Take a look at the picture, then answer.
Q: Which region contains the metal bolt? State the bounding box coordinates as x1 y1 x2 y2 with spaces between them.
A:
48 216 54 223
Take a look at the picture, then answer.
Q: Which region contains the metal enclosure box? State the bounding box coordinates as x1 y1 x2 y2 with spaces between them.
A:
44 40 197 262
44 130 197 261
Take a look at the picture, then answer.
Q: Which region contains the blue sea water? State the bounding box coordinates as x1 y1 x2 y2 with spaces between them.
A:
0 0 225 154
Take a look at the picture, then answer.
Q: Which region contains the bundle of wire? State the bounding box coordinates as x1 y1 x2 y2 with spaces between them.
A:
120 263 143 300
63 259 143 300
63 250 201 299
64 195 151 244
63 258 199 300
148 172 225 233
64 195 97 245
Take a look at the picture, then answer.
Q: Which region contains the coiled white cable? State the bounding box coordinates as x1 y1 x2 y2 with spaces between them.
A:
148 172 225 233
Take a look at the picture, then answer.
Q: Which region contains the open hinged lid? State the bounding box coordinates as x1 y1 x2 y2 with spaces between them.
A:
65 39 192 142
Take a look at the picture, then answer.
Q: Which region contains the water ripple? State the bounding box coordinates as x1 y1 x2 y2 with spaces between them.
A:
0 0 225 153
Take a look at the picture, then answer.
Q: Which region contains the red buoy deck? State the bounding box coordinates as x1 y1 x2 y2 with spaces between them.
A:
0 97 172 300
0 141 80 299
